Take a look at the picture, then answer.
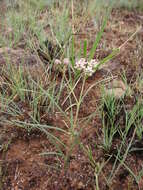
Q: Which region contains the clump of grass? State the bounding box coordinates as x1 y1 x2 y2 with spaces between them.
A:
101 94 121 151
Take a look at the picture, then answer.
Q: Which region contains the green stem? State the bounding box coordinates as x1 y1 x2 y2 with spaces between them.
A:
95 174 100 190
73 75 86 129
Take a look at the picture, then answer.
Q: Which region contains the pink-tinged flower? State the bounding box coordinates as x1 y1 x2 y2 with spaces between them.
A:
55 59 61 65
63 58 70 65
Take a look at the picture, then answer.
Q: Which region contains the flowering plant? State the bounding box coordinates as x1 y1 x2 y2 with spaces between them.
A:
54 57 100 76
54 12 119 77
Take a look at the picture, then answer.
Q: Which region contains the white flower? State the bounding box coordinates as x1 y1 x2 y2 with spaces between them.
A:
75 58 87 69
87 66 93 72
75 58 99 76
89 59 98 68
84 66 94 76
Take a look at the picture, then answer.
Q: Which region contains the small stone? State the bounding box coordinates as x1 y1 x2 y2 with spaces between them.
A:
105 79 128 99
100 61 121 73
106 88 125 99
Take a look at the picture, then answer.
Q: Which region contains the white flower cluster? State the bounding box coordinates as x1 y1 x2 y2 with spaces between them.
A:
54 58 99 76
74 58 99 76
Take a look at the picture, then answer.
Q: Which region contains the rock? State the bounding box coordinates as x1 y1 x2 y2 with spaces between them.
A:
100 61 121 73
135 77 143 94
104 79 128 99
